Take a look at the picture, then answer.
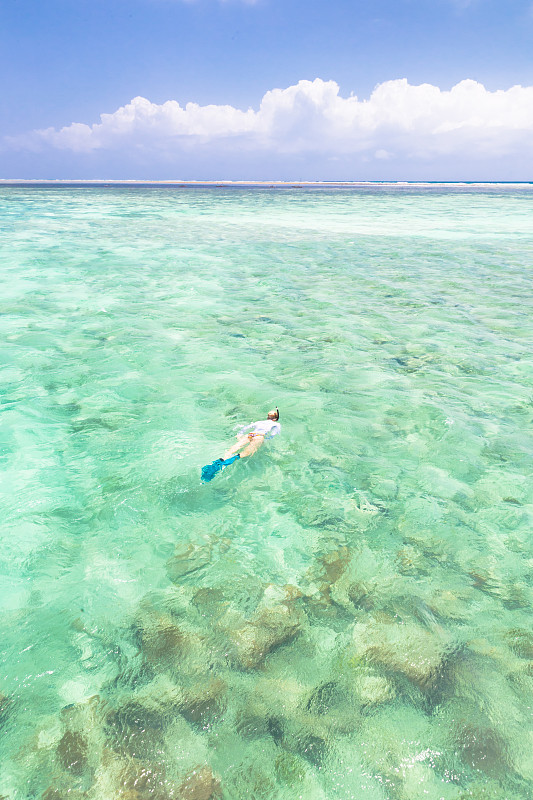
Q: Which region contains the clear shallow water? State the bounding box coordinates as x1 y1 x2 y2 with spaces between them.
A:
1 186 533 800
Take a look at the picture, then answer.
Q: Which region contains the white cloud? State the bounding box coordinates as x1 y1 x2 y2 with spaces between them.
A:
7 78 533 167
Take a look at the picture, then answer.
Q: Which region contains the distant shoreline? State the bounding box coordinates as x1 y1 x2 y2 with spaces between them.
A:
1 179 533 189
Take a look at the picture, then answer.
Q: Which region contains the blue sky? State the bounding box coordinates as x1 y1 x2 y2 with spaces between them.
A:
2 0 533 179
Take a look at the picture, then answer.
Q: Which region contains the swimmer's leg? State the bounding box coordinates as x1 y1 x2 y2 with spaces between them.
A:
239 434 265 458
223 435 249 460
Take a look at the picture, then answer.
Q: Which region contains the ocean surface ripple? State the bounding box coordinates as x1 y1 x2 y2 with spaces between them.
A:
1 186 533 799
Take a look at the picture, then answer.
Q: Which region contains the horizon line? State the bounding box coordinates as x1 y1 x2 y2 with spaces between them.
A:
2 179 533 188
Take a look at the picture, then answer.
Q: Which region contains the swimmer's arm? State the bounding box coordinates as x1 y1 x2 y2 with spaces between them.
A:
237 422 254 436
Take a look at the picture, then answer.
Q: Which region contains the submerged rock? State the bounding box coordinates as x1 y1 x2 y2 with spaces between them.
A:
357 706 453 800
369 476 398 500
302 546 352 607
237 674 352 763
474 471 528 506
326 545 383 612
350 618 455 691
427 588 473 622
354 673 396 709
219 584 306 669
41 788 87 800
274 751 308 787
118 761 171 800
222 755 276 800
319 547 351 584
191 587 229 622
401 531 451 565
467 567 502 598
396 545 430 576
228 604 303 669
282 716 331 767
457 779 523 800
300 677 360 735
501 583 531 611
60 695 101 727
452 718 511 778
292 502 347 531
115 675 183 731
57 729 88 775
0 692 13 727
133 608 186 667
305 680 343 715
467 566 531 610
237 677 309 737
166 542 212 583
92 750 175 800
179 765 221 800
235 704 270 740
180 678 227 726
52 695 103 781
505 627 533 659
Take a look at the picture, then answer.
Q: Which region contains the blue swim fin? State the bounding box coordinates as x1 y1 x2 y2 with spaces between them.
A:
201 454 240 482
201 458 224 482
222 454 240 466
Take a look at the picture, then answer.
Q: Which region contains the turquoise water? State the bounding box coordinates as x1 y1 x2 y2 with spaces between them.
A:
1 186 533 800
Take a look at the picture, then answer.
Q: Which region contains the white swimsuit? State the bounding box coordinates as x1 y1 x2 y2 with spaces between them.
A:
238 419 281 439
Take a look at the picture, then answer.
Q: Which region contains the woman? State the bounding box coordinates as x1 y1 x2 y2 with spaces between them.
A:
201 408 281 482
223 408 281 460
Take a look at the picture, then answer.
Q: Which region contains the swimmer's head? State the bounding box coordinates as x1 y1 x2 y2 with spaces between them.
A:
267 408 280 421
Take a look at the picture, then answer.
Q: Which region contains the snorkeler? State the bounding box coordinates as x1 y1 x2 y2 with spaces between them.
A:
224 407 281 459
201 408 281 482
